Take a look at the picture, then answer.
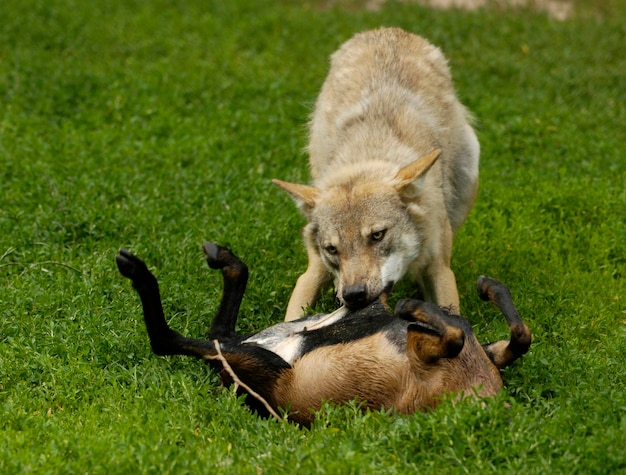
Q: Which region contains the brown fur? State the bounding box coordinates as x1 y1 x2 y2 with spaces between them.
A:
271 329 504 425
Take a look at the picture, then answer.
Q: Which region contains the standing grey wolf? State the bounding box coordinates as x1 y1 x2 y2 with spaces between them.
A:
273 27 480 321
116 242 530 426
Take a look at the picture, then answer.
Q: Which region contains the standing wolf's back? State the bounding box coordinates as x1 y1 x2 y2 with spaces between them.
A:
307 27 479 232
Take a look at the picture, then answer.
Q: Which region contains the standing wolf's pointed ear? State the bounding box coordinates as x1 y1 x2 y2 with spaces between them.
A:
272 179 320 215
393 148 442 194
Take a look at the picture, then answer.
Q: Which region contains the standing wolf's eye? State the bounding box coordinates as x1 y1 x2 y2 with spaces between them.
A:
325 245 338 255
371 230 386 242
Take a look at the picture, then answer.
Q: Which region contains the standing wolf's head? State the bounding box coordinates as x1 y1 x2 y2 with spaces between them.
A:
274 149 441 309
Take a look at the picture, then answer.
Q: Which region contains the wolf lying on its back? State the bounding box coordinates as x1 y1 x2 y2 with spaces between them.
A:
116 242 531 426
274 28 479 321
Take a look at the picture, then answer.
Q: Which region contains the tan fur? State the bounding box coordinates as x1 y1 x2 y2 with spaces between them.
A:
271 330 504 425
274 28 479 321
274 334 408 422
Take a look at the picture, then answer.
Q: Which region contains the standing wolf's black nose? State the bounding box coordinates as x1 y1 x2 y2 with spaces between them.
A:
343 284 368 308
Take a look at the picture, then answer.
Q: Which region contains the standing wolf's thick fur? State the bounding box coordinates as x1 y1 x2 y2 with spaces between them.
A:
274 28 479 321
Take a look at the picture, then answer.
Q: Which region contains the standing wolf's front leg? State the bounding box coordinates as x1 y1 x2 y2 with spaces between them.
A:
427 264 460 315
285 244 332 322
415 256 460 316
416 220 460 314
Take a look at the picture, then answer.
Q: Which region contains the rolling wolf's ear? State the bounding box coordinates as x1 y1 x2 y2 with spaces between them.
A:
393 148 441 195
272 179 320 215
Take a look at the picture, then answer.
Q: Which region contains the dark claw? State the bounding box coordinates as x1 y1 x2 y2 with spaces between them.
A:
202 242 223 269
477 275 512 305
477 275 493 301
116 248 150 280
116 249 137 278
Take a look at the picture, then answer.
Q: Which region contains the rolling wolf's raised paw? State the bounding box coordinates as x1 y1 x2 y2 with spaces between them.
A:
116 248 149 280
396 299 465 361
476 275 510 303
202 242 238 270
477 275 494 301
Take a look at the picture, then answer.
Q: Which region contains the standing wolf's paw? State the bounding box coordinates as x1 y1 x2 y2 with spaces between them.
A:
116 249 149 280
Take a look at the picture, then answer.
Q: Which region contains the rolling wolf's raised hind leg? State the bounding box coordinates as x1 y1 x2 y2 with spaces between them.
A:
202 242 248 340
477 276 532 369
117 247 290 419
395 299 466 364
116 249 215 358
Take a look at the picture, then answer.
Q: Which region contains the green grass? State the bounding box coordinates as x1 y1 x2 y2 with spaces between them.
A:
1 0 625 472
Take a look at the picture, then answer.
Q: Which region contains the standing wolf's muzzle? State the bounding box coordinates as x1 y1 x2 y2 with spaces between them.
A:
342 283 369 308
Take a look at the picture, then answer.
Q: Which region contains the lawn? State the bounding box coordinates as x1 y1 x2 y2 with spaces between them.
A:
1 0 625 473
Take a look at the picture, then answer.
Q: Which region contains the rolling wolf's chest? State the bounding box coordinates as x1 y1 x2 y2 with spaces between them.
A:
242 304 407 365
